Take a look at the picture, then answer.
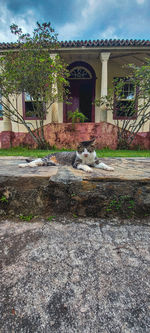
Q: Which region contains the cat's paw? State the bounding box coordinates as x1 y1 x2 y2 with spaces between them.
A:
107 166 114 171
95 162 114 171
29 163 37 167
19 163 28 168
77 164 93 172
82 165 93 172
19 162 37 168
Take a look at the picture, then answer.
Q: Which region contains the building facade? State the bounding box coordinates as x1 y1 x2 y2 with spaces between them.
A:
0 39 150 148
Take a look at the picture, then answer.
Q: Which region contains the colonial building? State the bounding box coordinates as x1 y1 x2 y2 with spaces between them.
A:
0 39 150 149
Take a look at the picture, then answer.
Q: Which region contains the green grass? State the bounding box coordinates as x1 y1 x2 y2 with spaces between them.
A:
0 147 56 158
0 146 149 158
96 148 150 158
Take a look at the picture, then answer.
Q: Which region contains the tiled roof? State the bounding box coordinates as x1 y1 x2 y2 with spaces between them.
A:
0 39 150 50
0 42 20 49
59 39 150 47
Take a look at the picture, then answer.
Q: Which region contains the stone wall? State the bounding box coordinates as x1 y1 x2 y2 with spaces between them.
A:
0 158 150 219
0 122 149 149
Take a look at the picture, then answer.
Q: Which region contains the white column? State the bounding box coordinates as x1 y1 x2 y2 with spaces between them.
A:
100 52 110 122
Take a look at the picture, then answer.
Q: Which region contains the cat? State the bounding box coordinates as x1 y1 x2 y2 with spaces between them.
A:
19 139 114 172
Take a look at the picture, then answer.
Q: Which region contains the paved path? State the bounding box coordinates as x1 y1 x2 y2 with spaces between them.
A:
0 156 150 180
0 217 150 332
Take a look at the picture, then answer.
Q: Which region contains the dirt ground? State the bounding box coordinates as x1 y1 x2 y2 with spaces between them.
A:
0 216 150 333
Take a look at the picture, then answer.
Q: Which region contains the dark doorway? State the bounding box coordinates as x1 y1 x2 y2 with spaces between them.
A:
63 61 96 122
79 81 92 122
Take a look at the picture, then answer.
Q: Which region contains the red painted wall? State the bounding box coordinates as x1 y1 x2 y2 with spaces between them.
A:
43 122 119 149
0 122 149 150
132 131 150 150
0 131 13 149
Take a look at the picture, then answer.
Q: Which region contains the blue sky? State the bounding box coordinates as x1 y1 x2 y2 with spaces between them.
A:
0 0 149 42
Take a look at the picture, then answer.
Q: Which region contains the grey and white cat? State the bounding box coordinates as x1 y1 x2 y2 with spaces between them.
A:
19 139 114 172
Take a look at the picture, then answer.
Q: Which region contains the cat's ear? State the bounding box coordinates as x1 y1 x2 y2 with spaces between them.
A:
77 143 82 151
79 139 96 146
91 138 96 145
78 142 83 147
89 138 96 147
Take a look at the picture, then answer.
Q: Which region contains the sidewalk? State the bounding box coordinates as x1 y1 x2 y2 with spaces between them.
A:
0 156 150 180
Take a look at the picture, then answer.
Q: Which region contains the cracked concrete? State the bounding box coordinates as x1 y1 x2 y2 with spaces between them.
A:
0 217 150 332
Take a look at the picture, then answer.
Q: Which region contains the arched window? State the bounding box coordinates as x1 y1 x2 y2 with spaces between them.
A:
69 67 92 79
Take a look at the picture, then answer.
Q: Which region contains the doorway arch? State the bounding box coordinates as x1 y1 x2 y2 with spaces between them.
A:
63 61 96 122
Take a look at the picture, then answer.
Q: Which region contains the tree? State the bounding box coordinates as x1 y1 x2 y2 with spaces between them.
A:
95 59 150 149
0 22 70 149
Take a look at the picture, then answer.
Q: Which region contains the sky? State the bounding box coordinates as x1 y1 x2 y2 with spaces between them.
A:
0 0 149 43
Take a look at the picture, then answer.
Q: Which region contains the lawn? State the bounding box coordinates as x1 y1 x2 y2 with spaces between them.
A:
0 147 149 158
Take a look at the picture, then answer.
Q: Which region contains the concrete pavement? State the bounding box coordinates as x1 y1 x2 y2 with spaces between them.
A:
0 217 150 332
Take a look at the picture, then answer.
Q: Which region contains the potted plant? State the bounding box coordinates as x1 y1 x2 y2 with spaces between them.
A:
67 108 88 123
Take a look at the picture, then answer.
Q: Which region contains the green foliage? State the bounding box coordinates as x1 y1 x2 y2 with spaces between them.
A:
0 22 70 149
106 195 135 217
19 214 34 221
72 213 78 218
2 22 69 100
0 195 8 203
67 108 88 123
95 59 150 149
47 215 56 221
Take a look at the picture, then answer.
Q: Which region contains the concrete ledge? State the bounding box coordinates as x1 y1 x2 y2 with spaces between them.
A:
0 157 150 219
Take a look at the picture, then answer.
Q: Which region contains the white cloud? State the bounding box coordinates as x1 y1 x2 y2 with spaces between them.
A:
100 26 118 39
81 0 100 20
55 0 149 41
57 0 102 41
57 22 82 41
0 3 36 42
136 0 145 4
0 0 149 43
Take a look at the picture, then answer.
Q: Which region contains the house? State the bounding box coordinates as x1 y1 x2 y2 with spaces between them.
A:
0 39 150 149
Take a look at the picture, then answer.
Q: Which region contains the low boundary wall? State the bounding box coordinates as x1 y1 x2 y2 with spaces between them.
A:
0 158 149 220
0 122 149 149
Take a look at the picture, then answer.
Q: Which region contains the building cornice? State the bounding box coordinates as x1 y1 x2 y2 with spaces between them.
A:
0 39 150 51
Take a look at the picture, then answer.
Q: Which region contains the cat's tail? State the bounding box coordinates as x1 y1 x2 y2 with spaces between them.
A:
25 158 34 163
19 158 44 168
19 158 57 168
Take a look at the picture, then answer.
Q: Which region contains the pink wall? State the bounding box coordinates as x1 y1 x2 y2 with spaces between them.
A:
43 122 118 149
0 122 149 150
133 132 150 150
0 131 13 149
